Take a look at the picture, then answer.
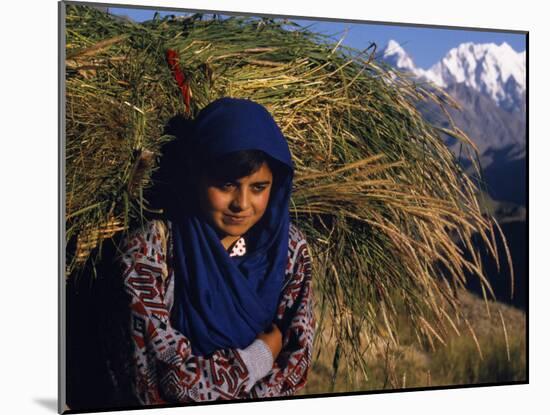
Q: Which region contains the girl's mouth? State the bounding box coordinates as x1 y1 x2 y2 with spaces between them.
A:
223 214 249 224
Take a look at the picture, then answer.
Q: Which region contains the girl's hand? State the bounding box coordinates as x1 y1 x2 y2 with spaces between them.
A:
257 323 282 360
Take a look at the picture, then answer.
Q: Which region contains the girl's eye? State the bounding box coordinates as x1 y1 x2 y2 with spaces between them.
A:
221 182 235 190
252 184 268 192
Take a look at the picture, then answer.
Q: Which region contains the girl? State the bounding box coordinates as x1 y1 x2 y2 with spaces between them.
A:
113 97 315 405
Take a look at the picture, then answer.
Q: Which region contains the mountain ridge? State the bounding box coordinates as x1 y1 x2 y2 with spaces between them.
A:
381 39 526 113
381 39 526 207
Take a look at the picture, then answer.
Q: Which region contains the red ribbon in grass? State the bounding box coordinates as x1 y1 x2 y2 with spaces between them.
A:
166 49 191 115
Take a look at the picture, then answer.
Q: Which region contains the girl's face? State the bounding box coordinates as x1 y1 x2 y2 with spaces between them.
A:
198 162 273 249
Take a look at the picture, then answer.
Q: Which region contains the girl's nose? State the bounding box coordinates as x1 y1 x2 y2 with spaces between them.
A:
231 187 250 211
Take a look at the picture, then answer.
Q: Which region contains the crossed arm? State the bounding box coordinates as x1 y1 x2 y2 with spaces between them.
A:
119 220 315 404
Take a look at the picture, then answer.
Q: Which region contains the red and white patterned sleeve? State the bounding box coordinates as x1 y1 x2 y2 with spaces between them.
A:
242 222 316 398
119 220 269 405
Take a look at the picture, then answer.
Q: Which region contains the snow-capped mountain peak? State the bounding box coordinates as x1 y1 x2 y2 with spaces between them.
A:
382 39 421 74
423 41 525 112
381 40 526 112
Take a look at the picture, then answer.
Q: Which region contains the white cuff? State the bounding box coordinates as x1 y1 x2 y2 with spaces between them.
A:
238 339 274 392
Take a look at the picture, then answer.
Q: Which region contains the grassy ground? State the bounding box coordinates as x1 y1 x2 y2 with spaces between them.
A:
300 290 526 395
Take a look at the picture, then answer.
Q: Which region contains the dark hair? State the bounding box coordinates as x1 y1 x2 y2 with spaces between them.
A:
195 149 282 184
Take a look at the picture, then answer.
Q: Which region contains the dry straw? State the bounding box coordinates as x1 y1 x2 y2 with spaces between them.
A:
65 5 513 385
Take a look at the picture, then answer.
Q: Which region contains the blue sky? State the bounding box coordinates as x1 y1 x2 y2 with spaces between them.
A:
108 7 526 69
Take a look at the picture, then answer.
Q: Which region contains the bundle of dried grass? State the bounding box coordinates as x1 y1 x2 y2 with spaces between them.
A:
64 4 512 386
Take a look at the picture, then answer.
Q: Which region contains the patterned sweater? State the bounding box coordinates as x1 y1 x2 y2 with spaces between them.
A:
115 219 315 405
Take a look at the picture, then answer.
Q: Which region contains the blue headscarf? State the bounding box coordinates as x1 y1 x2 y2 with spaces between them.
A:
167 97 294 357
